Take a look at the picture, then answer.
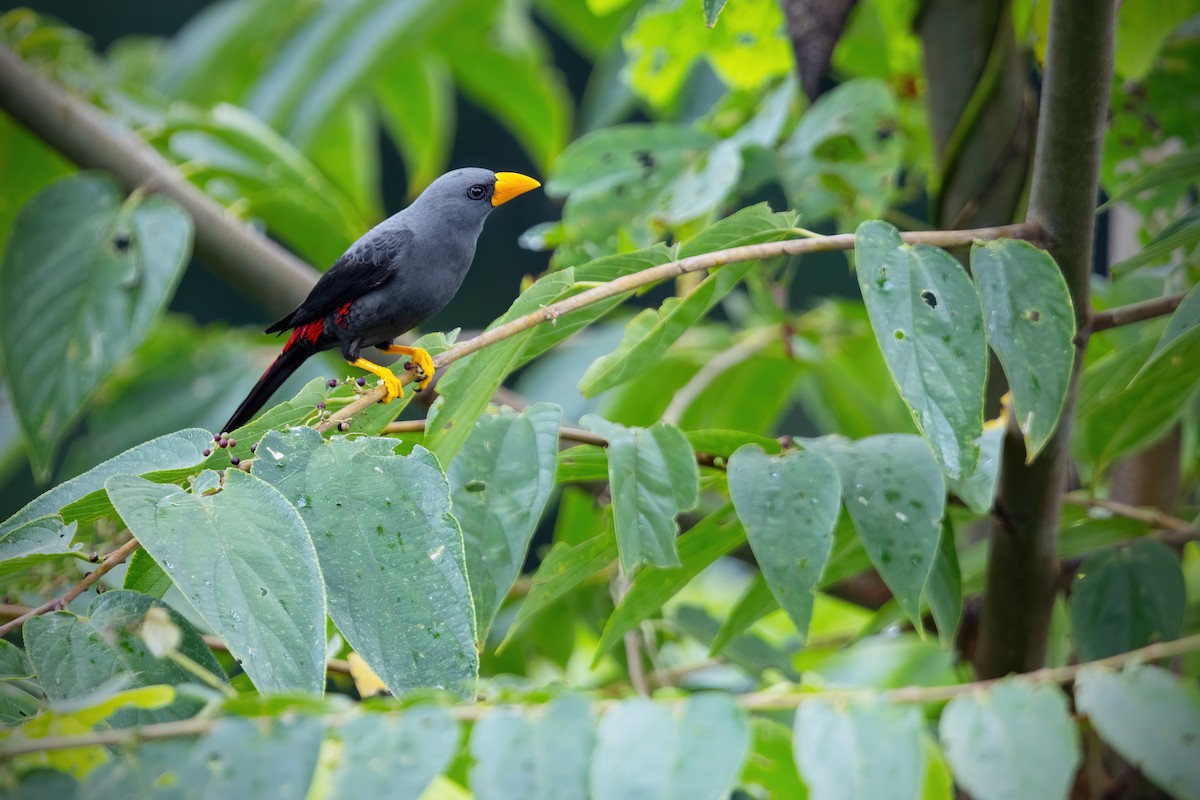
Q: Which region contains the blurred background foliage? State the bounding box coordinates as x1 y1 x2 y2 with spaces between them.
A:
0 0 1198 795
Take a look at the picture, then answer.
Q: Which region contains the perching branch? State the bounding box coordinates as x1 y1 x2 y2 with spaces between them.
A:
4 632 1197 758
0 45 319 315
1090 291 1186 332
975 0 1117 679
319 221 1040 432
0 538 140 637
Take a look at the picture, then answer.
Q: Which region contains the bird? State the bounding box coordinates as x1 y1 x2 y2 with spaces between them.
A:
219 168 541 435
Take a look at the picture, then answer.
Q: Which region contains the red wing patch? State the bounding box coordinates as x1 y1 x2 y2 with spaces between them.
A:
335 301 353 329
284 320 324 350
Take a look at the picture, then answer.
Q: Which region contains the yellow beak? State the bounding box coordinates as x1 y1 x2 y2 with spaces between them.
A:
492 172 541 206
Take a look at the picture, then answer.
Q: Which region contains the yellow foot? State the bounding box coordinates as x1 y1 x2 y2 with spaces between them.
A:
351 358 403 402
381 345 436 392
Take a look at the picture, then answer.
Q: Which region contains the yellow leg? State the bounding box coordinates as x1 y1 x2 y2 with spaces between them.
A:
351 358 403 402
380 345 435 392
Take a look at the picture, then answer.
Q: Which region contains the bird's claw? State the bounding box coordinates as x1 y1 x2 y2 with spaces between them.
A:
408 349 436 392
379 369 403 402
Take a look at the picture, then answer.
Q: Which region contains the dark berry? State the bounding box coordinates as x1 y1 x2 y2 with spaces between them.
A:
316 401 326 410
356 376 366 386
230 455 241 466
327 378 339 387
227 439 237 448
202 448 212 457
403 361 414 371
250 443 258 453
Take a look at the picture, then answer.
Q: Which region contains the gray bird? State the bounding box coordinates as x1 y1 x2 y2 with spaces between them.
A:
220 168 540 434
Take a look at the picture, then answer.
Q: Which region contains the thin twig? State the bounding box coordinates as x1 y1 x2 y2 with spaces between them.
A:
0 538 140 637
318 222 1040 433
1090 291 1186 332
4 632 1196 758
1063 492 1193 531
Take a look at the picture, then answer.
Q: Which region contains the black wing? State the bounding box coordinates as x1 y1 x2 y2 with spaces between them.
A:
265 227 414 334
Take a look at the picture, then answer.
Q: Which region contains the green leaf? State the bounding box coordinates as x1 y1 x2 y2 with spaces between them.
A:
1069 540 1185 660
0 113 72 260
305 98 381 223
122 548 172 599
939 679 1080 800
778 80 902 226
0 682 41 725
855 221 986 479
686 429 783 459
376 54 455 197
449 404 561 641
582 416 700 573
253 429 477 698
500 529 617 651
557 444 610 483
741 718 806 800
23 592 225 725
1149 280 1200 363
0 516 84 578
469 695 593 800
794 700 925 800
579 206 800 395
710 573 776 656
90 716 325 800
594 506 745 661
800 434 945 626
1100 144 1200 209
0 174 192 478
325 708 458 800
673 604 799 680
703 0 727 27
0 428 213 537
971 240 1075 459
1111 204 1200 274
946 419 1003 514
1114 0 1200 80
727 446 841 642
423 270 576 465
925 519 962 646
0 639 31 680
591 694 749 800
1076 664 1200 800
106 469 326 695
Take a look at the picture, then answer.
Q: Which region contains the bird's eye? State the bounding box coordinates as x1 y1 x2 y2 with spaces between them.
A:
467 184 487 201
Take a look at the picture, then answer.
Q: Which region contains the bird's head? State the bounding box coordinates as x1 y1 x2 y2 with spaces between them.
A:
412 168 541 227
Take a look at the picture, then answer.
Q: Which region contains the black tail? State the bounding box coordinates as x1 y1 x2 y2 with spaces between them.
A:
221 343 312 434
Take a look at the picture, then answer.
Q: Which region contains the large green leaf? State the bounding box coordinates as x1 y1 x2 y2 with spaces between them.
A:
794 700 925 800
778 80 902 226
305 98 381 223
1068 540 1185 660
591 694 749 800
325 708 458 800
579 206 799 395
376 54 455 197
940 680 1080 800
854 221 986 479
0 428 212 537
23 591 225 726
581 416 700 573
254 429 477 698
800 434 945 626
470 695 593 800
727 446 841 642
594 506 745 661
925 519 962 646
448 404 561 641
106 469 326 695
0 113 72 261
0 174 192 478
90 716 325 800
1076 664 1200 800
971 240 1075 459
499 529 618 651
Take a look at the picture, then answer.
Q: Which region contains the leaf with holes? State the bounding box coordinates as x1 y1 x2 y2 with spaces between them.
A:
855 221 986 479
253 429 477 698
581 416 699 573
972 239 1075 460
448 404 561 642
106 469 326 695
940 680 1081 800
727 446 841 642
1076 665 1200 800
0 174 192 479
801 434 945 627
